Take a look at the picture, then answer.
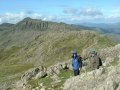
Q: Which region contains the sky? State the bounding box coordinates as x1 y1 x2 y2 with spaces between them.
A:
0 0 120 24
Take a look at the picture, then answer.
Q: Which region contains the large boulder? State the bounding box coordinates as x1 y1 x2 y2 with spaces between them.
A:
35 71 47 79
46 67 55 76
46 62 71 76
21 67 40 83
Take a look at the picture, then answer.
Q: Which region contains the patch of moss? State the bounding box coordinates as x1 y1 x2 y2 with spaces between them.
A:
98 36 116 47
28 76 52 88
110 57 119 66
0 46 21 63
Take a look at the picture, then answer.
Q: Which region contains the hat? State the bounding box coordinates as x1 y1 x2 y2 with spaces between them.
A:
90 49 97 54
72 50 77 54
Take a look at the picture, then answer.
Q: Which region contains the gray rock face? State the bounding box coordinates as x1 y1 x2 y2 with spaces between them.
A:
15 66 46 88
35 71 47 79
13 61 71 89
46 62 71 76
21 67 40 83
99 44 120 58
63 63 120 90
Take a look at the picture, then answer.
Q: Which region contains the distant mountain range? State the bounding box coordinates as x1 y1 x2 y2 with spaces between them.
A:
78 22 120 34
75 22 120 43
0 18 120 44
0 17 82 32
1 17 120 34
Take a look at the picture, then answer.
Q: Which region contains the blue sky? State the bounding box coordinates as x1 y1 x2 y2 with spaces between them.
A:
0 0 120 24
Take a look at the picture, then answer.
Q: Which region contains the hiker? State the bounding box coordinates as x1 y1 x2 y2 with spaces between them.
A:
72 50 82 76
89 50 102 70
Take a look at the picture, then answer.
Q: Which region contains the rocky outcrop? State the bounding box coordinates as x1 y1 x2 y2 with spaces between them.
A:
14 66 47 89
14 17 48 31
99 44 120 58
21 66 46 83
35 71 47 79
13 61 71 89
47 62 71 76
63 63 120 90
64 44 120 90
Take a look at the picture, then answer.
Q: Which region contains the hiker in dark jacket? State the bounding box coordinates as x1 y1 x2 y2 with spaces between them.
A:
72 50 82 76
90 50 102 70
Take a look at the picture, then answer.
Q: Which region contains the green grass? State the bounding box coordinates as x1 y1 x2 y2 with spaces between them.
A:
58 70 74 79
42 32 98 66
0 63 34 84
43 32 116 67
27 70 74 89
28 79 40 88
98 36 116 47
39 76 53 88
53 70 74 90
0 31 116 67
0 46 21 63
28 76 52 89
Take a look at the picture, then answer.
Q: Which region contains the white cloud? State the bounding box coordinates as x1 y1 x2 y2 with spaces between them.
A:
43 16 57 21
0 12 27 24
63 8 78 14
62 7 120 23
0 12 58 24
0 18 2 23
111 9 120 13
63 7 103 17
78 8 103 16
31 13 43 19
0 8 120 24
62 7 105 23
106 14 120 22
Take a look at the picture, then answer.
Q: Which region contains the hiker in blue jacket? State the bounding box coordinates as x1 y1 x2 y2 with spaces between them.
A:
72 50 82 76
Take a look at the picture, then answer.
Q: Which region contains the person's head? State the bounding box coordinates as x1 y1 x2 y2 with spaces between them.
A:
91 52 95 57
91 50 97 56
72 50 77 58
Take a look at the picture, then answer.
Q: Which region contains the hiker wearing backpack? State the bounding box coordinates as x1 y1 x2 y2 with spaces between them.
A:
72 50 82 76
89 50 102 70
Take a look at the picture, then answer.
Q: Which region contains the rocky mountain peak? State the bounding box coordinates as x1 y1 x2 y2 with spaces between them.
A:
14 17 48 30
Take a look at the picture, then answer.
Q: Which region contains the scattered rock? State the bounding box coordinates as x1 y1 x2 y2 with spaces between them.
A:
95 67 105 77
51 74 60 81
40 86 46 90
35 71 47 79
21 67 40 83
39 83 44 87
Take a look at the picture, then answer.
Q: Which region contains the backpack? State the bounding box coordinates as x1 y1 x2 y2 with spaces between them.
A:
77 55 83 68
99 58 102 66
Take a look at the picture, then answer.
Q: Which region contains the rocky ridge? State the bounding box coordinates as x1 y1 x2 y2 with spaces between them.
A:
64 44 120 90
8 44 120 90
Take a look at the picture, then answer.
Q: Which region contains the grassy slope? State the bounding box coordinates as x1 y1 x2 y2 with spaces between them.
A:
0 29 117 89
27 70 74 90
106 33 120 43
